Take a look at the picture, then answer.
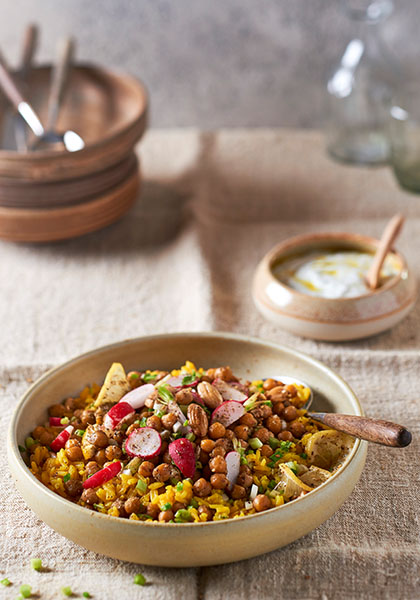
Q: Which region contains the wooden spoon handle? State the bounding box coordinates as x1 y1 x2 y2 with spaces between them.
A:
366 214 405 290
19 23 38 79
307 412 412 447
46 37 74 131
0 58 25 108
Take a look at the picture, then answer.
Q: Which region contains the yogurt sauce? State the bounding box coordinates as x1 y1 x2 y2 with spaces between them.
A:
273 250 401 299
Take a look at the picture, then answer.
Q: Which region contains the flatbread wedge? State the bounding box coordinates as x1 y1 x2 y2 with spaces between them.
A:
305 430 354 470
93 362 130 407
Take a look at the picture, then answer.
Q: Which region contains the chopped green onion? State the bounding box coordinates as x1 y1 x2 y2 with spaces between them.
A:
133 573 146 586
139 417 148 427
60 417 70 425
263 400 273 407
20 584 32 598
1 578 10 586
129 372 140 379
120 423 128 431
136 479 147 493
300 452 308 459
93 503 104 511
182 372 197 385
156 383 174 404
172 432 182 440
18 445 27 453
143 371 158 383
126 457 141 474
176 482 184 492
189 498 199 508
284 461 298 474
25 436 35 449
162 502 172 511
83 593 91 598
268 480 277 489
268 437 280 450
31 557 42 571
155 411 165 418
174 508 192 522
183 419 189 426
186 433 196 442
75 429 85 437
249 437 263 450
63 473 71 482
62 586 73 596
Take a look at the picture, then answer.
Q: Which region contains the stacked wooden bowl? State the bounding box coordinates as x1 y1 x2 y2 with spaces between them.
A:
0 64 148 242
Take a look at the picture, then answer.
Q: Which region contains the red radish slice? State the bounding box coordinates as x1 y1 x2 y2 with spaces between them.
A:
50 425 74 452
165 375 198 389
49 417 62 427
121 383 155 409
104 401 134 430
125 427 162 458
168 438 196 478
211 401 245 427
190 392 205 406
83 461 122 489
225 451 240 490
213 380 248 403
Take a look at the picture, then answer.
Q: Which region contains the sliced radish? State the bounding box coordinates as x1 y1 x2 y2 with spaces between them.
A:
104 401 134 429
168 438 196 478
213 380 248 403
167 401 192 434
121 383 155 409
50 425 74 452
225 451 240 490
211 401 245 427
125 427 162 458
49 417 62 427
83 461 122 489
190 392 205 406
165 374 198 389
250 483 259 501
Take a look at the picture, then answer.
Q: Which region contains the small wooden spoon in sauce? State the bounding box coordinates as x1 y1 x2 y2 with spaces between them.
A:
365 213 405 290
273 375 412 447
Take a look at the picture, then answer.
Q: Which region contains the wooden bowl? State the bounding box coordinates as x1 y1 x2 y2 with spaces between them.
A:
0 155 140 242
7 332 367 567
0 64 148 181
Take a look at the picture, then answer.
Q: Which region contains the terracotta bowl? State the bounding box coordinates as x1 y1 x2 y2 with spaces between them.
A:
253 233 417 341
8 332 366 567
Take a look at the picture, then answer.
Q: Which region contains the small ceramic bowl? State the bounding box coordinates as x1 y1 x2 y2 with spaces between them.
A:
253 233 417 341
8 332 366 567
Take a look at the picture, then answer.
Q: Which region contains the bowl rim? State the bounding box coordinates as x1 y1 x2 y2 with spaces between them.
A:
8 331 364 529
0 63 148 161
262 231 410 303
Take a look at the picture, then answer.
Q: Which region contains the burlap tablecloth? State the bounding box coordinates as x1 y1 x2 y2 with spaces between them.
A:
1 129 419 599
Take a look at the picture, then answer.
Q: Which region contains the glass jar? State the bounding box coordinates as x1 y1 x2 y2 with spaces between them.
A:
326 0 397 165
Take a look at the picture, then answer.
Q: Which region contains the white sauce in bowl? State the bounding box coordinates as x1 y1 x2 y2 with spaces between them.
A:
273 250 401 299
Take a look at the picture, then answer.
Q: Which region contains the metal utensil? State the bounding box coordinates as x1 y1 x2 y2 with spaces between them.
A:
14 24 39 151
0 46 84 153
365 213 405 290
272 375 412 448
32 37 83 151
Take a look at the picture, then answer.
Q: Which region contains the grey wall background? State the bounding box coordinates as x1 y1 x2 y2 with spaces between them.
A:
0 0 418 128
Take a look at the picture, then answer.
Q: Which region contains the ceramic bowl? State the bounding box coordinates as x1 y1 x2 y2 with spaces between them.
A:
8 332 366 567
253 233 417 341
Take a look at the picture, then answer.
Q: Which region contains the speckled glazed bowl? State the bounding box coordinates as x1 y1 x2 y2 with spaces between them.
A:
8 332 366 567
253 233 417 341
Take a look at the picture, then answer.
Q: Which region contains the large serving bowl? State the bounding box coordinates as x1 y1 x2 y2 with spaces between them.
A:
8 332 367 567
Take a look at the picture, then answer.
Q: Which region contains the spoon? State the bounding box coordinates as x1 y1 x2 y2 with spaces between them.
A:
365 213 405 290
14 24 39 152
271 375 412 448
0 46 84 153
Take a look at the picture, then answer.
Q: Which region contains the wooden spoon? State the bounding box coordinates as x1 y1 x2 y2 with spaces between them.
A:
366 213 405 290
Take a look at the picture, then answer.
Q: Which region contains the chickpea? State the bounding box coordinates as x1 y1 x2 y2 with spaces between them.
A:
147 503 160 519
64 479 83 497
175 389 194 405
267 385 288 401
85 461 100 476
198 505 214 521
33 426 46 440
253 494 272 512
215 438 232 450
199 449 210 464
159 510 174 522
161 412 178 430
127 371 141 388
239 413 257 427
260 444 273 457
65 397 77 411
193 478 212 497
265 414 283 435
90 430 109 448
206 368 217 380
233 424 250 440
81 488 98 505
283 406 298 422
124 497 142 515
65 444 83 462
231 484 246 499
210 473 229 490
162 450 172 464
294 444 304 455
254 427 271 443
289 420 306 439
81 410 95 426
252 405 273 419
286 384 297 396
278 430 294 442
126 423 140 436
224 429 235 440
48 404 66 418
208 422 226 439
112 499 127 518
209 456 227 474
202 465 212 479
273 402 285 416
39 431 55 447
105 445 122 460
138 461 154 478
145 397 155 409
172 501 186 512
210 446 226 458
262 378 278 391
237 472 253 488
152 463 172 482
200 438 216 453
146 415 162 431
95 449 107 465
214 366 237 382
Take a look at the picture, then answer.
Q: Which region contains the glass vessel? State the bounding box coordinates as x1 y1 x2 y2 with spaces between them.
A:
326 0 397 165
